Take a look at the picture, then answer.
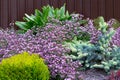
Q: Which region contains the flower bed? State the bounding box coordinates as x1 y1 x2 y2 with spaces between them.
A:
0 5 120 80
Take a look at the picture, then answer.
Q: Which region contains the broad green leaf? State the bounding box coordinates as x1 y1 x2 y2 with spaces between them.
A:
42 7 49 22
66 11 69 17
60 4 65 17
23 17 30 21
25 14 35 21
35 9 42 17
25 21 34 29
34 16 44 27
48 6 54 17
54 8 59 18
15 21 29 30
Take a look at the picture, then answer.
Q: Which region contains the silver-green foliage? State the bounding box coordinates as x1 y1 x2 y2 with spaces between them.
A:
64 18 120 72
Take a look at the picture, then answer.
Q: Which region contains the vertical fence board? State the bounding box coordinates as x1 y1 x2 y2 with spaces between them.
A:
8 0 11 26
66 0 75 13
91 0 98 19
58 0 66 8
83 0 91 18
98 0 106 19
41 0 49 7
1 0 8 28
17 0 26 20
114 0 120 20
9 0 17 24
34 0 42 10
25 0 34 14
105 0 114 20
0 0 1 27
49 0 58 8
75 0 82 14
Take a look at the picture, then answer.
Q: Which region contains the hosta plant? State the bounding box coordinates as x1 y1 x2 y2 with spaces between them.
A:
0 52 50 80
47 4 71 21
15 8 49 32
15 4 71 33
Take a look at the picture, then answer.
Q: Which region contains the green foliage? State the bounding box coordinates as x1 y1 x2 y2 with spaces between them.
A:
79 19 88 25
15 4 71 33
94 16 120 29
93 16 105 29
110 46 120 69
64 18 120 72
64 38 98 70
47 4 71 21
15 8 49 32
0 52 50 80
77 31 90 41
109 19 120 29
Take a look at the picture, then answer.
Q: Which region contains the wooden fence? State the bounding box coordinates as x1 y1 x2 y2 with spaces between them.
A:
0 0 120 28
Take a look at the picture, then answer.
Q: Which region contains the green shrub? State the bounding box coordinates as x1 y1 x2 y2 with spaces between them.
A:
64 18 120 72
0 52 50 80
108 19 120 29
93 16 120 29
93 16 105 29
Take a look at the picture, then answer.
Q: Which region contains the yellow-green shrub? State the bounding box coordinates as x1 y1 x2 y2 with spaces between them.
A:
0 52 50 80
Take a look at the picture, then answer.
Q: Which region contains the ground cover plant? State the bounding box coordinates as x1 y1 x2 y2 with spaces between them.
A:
0 29 82 80
1 5 120 80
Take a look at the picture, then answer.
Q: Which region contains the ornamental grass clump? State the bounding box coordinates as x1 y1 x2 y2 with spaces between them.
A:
0 52 50 80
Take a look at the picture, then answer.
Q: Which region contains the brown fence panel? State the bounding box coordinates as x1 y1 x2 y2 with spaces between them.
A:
17 0 26 21
0 1 1 27
105 0 114 20
75 0 83 14
91 0 98 19
58 0 66 8
82 0 91 18
0 0 9 28
66 0 75 13
114 0 120 20
49 0 58 8
98 0 106 18
25 0 34 14
41 0 49 8
0 0 120 28
8 0 17 25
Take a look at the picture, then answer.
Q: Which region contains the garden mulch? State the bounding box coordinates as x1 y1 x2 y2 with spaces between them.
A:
80 69 108 80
